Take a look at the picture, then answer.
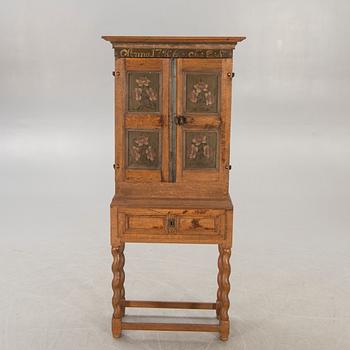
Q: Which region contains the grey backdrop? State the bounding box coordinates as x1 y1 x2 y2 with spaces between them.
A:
1 0 349 349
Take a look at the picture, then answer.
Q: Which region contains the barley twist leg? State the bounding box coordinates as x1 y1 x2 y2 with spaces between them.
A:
219 247 231 341
216 245 223 319
111 244 125 338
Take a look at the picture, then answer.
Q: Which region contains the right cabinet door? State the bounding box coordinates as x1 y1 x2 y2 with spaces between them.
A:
176 58 232 186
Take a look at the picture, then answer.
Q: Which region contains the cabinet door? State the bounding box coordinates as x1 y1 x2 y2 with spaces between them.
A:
175 59 232 186
115 58 170 183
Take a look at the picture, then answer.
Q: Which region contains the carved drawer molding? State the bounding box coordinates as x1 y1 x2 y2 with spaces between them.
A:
115 208 226 243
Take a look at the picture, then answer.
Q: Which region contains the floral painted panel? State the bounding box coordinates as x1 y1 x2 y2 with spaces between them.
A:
185 74 218 113
128 72 160 112
184 131 218 169
127 130 160 169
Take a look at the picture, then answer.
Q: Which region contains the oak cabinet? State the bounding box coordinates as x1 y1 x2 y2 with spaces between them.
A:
103 36 245 340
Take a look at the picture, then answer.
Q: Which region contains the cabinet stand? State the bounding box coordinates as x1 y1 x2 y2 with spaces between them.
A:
112 244 231 340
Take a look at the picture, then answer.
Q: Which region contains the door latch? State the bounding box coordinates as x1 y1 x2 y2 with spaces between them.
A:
174 115 187 125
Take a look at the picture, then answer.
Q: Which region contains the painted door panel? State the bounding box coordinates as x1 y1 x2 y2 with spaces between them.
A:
115 58 170 183
176 59 232 184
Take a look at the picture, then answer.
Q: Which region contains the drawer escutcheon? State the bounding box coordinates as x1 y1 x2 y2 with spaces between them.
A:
167 216 177 233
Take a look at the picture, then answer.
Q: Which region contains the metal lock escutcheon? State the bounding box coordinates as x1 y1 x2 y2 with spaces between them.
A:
167 216 176 232
174 115 187 125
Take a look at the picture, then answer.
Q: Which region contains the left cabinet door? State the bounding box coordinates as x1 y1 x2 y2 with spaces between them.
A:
115 58 170 183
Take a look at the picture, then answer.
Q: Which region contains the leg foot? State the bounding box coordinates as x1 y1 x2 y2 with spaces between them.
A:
112 317 122 338
219 320 230 341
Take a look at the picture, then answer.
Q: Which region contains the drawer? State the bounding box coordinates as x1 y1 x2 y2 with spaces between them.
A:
116 208 226 242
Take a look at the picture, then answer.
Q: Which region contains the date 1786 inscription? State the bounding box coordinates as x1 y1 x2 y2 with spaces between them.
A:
115 48 232 59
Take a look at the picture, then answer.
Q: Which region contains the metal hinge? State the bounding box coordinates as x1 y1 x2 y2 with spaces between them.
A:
227 72 235 79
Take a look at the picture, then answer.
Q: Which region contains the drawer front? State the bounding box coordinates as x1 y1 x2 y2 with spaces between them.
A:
116 208 226 243
177 216 219 235
124 213 168 235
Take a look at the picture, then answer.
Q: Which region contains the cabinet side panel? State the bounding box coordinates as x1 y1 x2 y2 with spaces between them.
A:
221 58 233 190
115 59 126 186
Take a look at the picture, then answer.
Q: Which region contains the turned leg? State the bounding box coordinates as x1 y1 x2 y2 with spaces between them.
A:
219 246 231 341
111 244 125 338
121 246 126 317
216 245 223 319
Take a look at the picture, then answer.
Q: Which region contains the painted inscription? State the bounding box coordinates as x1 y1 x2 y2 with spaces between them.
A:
116 48 232 58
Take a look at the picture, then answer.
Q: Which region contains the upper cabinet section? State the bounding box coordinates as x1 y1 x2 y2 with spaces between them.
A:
103 36 245 199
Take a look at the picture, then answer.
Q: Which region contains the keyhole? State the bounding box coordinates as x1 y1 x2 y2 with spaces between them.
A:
169 218 175 227
168 217 176 231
